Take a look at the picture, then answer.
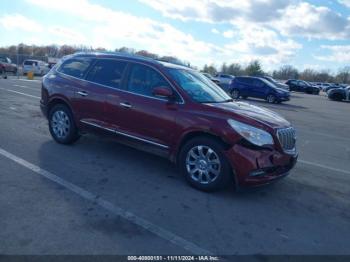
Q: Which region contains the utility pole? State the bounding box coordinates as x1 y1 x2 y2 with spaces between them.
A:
16 44 19 79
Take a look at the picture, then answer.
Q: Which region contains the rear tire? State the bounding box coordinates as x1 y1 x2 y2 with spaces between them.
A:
0 68 7 79
179 137 232 192
48 104 80 144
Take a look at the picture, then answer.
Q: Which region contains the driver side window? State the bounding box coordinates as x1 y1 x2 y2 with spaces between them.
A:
127 64 170 98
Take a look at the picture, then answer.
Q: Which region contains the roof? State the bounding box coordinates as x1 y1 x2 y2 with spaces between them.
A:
72 51 191 70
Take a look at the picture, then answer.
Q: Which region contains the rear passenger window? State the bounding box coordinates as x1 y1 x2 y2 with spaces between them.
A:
87 59 127 89
253 79 265 88
58 58 92 79
127 64 170 98
238 78 251 84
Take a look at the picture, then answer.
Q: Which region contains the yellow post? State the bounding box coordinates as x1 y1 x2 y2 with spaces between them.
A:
27 71 34 80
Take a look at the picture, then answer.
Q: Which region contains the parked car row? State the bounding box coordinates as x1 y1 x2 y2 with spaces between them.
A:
0 56 51 78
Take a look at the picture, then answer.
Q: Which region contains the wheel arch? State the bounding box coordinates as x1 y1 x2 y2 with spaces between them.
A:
172 130 232 164
47 97 75 120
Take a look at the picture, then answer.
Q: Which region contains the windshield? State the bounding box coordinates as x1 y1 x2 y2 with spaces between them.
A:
260 78 279 89
167 68 232 103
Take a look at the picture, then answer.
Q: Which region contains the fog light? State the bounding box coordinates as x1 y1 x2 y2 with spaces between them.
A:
249 170 266 177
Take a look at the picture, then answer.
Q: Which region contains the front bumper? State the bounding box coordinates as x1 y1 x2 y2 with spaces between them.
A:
224 144 298 188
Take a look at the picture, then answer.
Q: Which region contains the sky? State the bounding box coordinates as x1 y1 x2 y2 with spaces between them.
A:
0 0 350 72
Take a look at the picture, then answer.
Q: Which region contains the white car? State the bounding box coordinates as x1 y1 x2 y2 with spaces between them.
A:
22 60 50 76
212 73 235 85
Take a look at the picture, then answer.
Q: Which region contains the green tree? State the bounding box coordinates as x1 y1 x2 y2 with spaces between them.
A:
245 60 264 76
227 63 244 76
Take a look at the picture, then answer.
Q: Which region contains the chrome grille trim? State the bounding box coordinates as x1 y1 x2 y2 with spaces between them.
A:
277 127 296 154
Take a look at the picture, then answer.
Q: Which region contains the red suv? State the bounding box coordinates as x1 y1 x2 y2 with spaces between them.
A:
41 53 297 191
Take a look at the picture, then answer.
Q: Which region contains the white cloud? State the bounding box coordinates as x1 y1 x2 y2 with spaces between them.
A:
222 30 235 38
338 0 350 7
274 2 350 40
22 0 223 67
211 28 220 34
0 14 43 32
223 25 302 66
314 45 350 62
140 0 350 40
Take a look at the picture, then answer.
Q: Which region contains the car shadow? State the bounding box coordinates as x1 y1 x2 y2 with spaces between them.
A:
237 98 308 111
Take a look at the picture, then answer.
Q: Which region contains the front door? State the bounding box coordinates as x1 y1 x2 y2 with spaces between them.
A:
106 63 179 149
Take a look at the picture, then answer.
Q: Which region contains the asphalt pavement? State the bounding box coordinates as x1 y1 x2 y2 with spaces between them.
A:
0 77 349 255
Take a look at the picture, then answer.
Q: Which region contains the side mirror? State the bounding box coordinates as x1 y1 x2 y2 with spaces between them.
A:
152 86 174 99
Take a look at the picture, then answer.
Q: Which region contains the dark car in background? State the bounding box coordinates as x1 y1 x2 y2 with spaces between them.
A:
40 52 297 192
230 76 290 103
328 86 350 101
261 76 290 91
285 79 320 94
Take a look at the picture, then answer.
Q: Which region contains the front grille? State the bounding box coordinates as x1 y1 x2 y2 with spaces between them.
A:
277 127 296 153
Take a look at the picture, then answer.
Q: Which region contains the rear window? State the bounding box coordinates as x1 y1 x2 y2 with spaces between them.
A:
24 60 38 66
57 57 92 79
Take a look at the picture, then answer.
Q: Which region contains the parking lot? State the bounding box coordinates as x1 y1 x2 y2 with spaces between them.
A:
0 77 349 255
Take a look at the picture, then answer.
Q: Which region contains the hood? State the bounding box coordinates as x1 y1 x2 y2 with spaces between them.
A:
206 101 290 129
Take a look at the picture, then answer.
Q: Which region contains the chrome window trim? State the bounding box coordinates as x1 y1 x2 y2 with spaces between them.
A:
80 120 169 149
55 57 185 104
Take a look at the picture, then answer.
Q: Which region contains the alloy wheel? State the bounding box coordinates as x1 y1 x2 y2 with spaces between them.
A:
186 145 221 185
51 110 71 139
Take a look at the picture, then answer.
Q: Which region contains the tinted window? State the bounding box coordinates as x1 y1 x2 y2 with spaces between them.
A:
127 64 170 97
237 77 252 84
24 60 38 66
58 58 92 79
87 59 127 89
253 79 265 88
0 57 6 62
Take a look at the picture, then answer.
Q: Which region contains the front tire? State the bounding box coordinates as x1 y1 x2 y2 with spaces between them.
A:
179 137 232 192
266 94 276 103
231 89 240 99
49 104 80 144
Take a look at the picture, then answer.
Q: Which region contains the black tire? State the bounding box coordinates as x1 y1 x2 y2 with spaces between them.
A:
0 68 7 79
48 104 80 144
231 89 240 99
179 136 232 192
266 94 276 103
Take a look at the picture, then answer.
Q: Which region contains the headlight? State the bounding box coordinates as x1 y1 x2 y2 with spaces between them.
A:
227 119 274 146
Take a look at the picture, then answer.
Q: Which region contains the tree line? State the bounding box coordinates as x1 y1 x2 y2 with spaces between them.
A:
202 61 350 84
0 44 349 84
0 44 190 67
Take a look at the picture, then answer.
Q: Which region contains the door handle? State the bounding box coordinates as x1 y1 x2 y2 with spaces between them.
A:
120 102 132 109
77 91 88 97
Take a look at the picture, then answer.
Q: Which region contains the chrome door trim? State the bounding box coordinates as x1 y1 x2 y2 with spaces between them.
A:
80 120 169 149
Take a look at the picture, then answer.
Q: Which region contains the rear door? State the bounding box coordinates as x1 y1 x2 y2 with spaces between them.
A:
56 57 106 127
85 58 128 130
